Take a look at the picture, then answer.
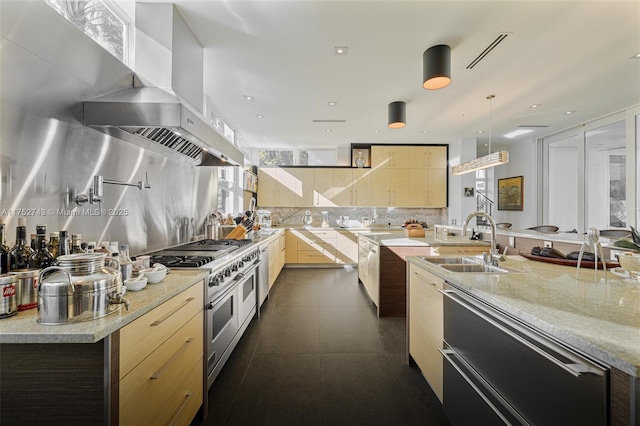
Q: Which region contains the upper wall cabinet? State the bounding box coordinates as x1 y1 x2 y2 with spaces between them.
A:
257 145 447 208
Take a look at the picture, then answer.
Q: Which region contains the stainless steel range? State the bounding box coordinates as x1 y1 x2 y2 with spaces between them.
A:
149 238 260 389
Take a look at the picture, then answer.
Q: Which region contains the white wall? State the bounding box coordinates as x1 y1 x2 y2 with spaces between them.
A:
493 138 538 229
448 137 478 225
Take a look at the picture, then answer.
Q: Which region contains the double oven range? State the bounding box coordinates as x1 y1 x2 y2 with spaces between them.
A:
150 239 261 389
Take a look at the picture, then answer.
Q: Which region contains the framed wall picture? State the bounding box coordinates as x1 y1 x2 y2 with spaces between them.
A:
464 187 475 197
498 175 524 211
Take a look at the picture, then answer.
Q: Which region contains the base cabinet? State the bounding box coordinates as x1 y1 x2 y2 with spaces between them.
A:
408 264 444 402
268 232 286 288
119 282 204 425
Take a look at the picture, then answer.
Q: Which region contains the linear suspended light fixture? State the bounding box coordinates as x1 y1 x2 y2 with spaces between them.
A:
423 44 451 90
452 95 509 175
388 101 406 129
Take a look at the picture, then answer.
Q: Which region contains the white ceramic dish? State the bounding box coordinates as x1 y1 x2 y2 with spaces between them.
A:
141 267 167 283
618 252 640 273
124 276 148 291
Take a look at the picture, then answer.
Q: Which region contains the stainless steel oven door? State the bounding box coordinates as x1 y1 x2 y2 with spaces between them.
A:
206 284 239 387
236 262 259 327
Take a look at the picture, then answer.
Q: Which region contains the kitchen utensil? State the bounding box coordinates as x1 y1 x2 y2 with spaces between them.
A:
124 276 147 291
141 267 167 283
11 268 39 311
37 253 128 325
303 210 313 227
576 227 607 282
321 211 330 228
0 273 18 319
404 223 425 238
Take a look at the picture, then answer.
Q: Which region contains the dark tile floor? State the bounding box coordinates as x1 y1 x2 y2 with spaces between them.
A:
196 267 451 426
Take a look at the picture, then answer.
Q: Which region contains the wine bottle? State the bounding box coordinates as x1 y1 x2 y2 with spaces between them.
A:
29 225 54 269
0 223 10 273
10 221 34 270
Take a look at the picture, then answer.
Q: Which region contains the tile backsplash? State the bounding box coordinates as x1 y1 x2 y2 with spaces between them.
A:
264 207 447 228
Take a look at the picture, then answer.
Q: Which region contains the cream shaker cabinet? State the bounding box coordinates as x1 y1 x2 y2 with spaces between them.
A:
408 264 444 403
352 168 372 206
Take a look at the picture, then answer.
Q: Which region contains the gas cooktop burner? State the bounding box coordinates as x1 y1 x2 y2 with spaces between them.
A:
149 255 214 268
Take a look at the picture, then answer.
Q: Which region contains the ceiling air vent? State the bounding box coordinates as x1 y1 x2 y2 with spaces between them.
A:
312 120 346 123
466 33 510 69
517 125 549 128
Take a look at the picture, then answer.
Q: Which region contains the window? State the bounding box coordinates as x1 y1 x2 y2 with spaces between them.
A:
258 151 294 166
45 0 129 64
217 167 242 215
542 113 633 232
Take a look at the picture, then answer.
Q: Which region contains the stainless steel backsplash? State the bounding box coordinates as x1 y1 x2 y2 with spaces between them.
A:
0 2 218 255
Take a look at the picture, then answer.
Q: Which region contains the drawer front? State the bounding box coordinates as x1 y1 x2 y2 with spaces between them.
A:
150 358 203 426
120 313 204 425
297 249 337 264
120 282 204 378
444 286 608 426
297 239 337 252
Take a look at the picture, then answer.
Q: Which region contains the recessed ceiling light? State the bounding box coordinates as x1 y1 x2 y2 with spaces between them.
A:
530 104 541 108
631 52 640 59
374 130 380 133
422 130 429 133
256 114 264 119
484 144 488 147
334 46 348 55
244 95 254 101
477 130 484 134
325 129 332 133
328 101 337 106
565 111 576 115
504 129 534 139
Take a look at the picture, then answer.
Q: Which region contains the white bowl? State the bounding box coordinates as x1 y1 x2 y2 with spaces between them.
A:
141 267 167 283
124 276 148 291
618 252 640 273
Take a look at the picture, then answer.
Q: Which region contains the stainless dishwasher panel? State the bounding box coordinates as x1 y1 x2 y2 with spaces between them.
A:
257 246 269 317
443 284 608 426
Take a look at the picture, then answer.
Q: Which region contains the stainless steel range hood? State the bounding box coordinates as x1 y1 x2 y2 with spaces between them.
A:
83 80 244 167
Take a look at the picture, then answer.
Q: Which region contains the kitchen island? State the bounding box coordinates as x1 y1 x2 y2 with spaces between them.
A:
357 230 490 316
406 254 640 425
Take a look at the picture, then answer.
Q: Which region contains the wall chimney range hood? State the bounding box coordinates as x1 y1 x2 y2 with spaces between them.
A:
83 3 244 167
83 80 244 167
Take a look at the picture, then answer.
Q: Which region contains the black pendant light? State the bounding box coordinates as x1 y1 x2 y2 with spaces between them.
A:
388 101 406 129
423 44 451 90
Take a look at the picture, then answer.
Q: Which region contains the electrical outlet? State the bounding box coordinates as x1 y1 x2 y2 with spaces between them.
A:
610 249 623 262
544 241 553 248
509 236 515 246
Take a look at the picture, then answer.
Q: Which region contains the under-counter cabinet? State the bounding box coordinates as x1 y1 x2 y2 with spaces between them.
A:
407 264 444 402
268 232 286 288
286 229 359 265
119 282 204 425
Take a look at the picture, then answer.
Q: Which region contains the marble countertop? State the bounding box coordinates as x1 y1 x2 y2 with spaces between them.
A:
0 269 209 344
407 254 640 377
359 230 491 248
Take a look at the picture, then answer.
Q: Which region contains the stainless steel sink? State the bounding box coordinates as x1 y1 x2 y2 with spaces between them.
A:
418 256 525 274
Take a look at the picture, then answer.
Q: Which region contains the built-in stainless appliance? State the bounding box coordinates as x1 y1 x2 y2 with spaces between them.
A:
257 244 270 317
441 282 608 425
149 238 260 389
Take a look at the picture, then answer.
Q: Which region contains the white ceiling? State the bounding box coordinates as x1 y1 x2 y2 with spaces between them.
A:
159 1 640 153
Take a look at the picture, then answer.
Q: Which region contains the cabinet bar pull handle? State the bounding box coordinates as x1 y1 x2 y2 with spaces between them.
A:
439 289 603 378
150 338 195 379
413 271 437 286
151 297 196 326
169 391 194 426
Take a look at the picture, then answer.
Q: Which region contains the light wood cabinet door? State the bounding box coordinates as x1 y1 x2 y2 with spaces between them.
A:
389 168 410 206
332 168 353 206
277 167 297 207
408 146 447 168
426 146 447 168
268 238 279 288
407 169 429 207
426 168 447 207
295 168 315 207
314 169 334 206
370 168 390 206
387 146 410 168
285 230 298 264
352 169 372 206
371 146 391 168
336 230 358 263
408 264 444 403
257 168 278 206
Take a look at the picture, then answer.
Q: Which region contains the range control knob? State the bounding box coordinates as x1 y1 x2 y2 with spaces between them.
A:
238 260 245 268
206 302 213 310
224 268 231 277
232 263 239 272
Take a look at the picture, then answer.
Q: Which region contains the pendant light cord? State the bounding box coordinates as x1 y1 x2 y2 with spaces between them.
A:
487 95 495 155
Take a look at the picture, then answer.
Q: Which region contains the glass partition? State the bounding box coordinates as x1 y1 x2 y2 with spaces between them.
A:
585 121 626 229
547 135 579 231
